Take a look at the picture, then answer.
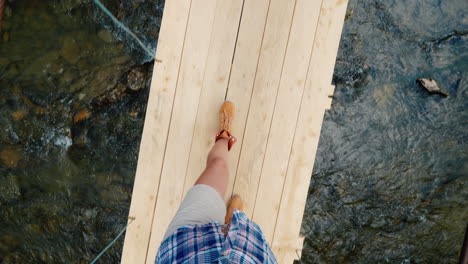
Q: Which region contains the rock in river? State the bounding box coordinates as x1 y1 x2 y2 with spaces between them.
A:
126 66 146 92
73 109 91 124
0 174 21 203
0 146 22 168
416 78 449 96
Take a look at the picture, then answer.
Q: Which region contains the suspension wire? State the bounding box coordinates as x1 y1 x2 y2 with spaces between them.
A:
89 218 135 264
93 0 155 58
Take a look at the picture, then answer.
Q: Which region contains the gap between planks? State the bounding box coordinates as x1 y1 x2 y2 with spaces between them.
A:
224 0 273 202
251 0 323 244
231 0 298 220
182 0 245 199
271 0 349 262
146 0 245 263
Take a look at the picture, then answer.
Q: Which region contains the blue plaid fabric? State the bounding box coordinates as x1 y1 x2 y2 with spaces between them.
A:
156 210 278 264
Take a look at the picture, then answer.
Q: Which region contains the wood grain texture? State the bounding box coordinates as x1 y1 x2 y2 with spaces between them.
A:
224 0 272 202
271 0 349 262
145 0 219 262
232 0 297 217
252 0 323 243
182 0 244 197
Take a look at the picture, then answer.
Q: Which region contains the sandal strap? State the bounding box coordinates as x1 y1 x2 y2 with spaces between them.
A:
215 130 237 151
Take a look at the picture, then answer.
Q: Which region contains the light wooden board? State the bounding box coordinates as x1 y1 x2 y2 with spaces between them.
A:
224 0 272 202
182 0 244 197
232 0 297 217
144 0 219 262
120 0 192 262
270 0 349 262
252 0 323 243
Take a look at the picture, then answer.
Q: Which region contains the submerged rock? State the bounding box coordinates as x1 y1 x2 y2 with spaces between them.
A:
100 184 130 202
97 29 116 43
0 174 21 203
0 146 22 168
126 66 146 92
92 83 128 107
416 78 449 96
60 37 81 65
73 109 92 124
11 109 28 121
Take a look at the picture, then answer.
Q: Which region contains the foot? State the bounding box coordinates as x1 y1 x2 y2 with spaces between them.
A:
218 101 235 133
216 101 236 151
225 194 243 224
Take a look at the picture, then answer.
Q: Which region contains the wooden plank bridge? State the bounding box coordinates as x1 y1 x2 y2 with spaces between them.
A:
121 0 349 263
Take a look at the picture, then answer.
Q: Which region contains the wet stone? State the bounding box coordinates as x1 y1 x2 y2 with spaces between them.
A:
0 234 20 252
0 146 23 168
74 58 133 103
11 109 28 121
126 66 146 92
26 223 42 233
97 29 116 43
92 83 128 107
73 109 91 124
129 111 139 118
22 51 62 87
94 173 122 188
416 78 449 96
0 174 21 203
60 70 75 86
60 37 81 64
100 184 130 202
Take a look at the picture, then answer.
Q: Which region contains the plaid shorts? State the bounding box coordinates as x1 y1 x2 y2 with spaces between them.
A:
156 209 278 263
157 184 277 263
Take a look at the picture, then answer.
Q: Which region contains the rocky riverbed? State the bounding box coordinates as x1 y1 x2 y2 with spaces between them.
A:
300 0 467 263
0 0 467 263
0 0 162 262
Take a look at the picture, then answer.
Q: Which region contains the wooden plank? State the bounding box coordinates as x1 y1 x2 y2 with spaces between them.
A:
224 0 272 202
281 236 304 264
252 0 322 243
182 0 244 197
144 0 219 262
270 0 349 262
232 0 297 217
120 0 192 262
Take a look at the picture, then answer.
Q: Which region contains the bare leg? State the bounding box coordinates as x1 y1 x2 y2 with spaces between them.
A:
194 138 229 199
163 138 229 239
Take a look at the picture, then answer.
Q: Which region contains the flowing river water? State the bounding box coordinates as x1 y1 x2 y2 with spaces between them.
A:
0 0 466 263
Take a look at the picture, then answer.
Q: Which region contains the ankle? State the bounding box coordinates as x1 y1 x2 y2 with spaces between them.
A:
218 130 230 139
215 130 237 151
215 137 229 146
